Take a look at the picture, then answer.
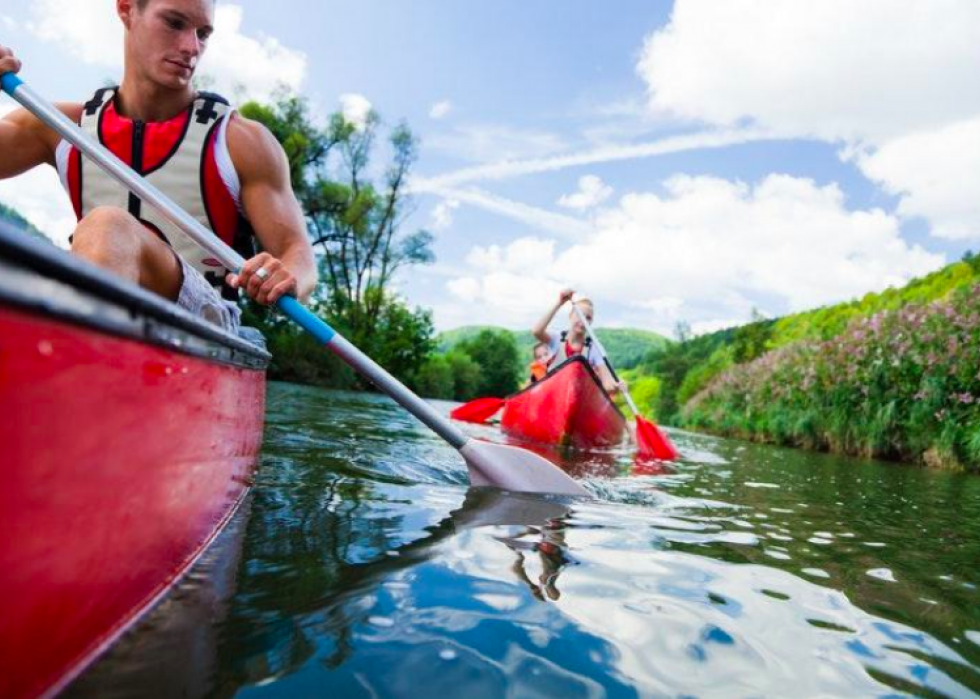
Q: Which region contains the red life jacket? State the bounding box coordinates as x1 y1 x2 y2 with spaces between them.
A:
56 86 254 298
551 331 594 366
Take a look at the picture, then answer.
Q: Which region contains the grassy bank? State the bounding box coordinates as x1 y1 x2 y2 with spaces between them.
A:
681 283 980 471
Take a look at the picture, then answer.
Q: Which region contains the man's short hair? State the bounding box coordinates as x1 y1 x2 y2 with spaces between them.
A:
135 0 216 10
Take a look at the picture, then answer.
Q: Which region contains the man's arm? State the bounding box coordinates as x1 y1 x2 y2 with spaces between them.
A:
224 115 317 305
0 45 76 179
533 288 574 344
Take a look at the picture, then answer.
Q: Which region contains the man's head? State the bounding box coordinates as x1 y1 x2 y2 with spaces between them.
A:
118 0 215 90
569 298 594 336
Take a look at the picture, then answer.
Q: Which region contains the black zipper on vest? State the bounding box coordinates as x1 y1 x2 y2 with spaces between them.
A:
129 119 144 218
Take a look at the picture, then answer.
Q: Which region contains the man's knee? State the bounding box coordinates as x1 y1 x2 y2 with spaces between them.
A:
71 206 142 253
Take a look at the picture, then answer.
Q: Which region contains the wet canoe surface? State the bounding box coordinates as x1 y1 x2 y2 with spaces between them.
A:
70 382 980 697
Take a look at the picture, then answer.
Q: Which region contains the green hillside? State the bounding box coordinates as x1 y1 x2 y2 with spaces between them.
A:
438 325 671 369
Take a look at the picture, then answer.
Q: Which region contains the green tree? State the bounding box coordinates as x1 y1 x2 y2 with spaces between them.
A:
238 95 435 389
414 355 454 399
447 351 482 401
732 309 773 364
457 330 521 398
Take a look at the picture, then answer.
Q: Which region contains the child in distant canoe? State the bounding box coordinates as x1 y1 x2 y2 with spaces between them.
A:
531 289 625 395
528 342 553 384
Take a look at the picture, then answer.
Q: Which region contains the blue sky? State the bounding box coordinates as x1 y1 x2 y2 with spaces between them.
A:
3 1 979 335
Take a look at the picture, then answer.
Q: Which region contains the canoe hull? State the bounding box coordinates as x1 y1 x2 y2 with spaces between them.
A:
500 356 626 450
0 223 268 699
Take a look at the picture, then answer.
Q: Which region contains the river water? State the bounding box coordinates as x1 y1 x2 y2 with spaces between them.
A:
73 382 980 697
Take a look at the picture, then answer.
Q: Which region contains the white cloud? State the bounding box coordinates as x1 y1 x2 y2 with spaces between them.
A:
429 100 452 120
558 175 613 211
856 117 980 240
198 5 306 100
29 0 122 66
0 104 75 246
339 93 372 131
28 2 306 101
426 124 569 164
443 174 943 331
430 199 459 231
638 0 980 239
413 127 767 191
424 185 591 240
639 0 980 144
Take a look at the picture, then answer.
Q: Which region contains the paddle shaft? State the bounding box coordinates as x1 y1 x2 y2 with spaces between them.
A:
1 73 469 451
571 302 643 418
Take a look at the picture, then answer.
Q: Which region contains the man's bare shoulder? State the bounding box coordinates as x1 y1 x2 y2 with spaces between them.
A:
225 114 287 182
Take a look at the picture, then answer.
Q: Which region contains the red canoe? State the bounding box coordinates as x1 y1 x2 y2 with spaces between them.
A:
0 222 268 699
500 355 626 450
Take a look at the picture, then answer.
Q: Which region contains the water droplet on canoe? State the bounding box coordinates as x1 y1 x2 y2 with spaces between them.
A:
37 340 53 356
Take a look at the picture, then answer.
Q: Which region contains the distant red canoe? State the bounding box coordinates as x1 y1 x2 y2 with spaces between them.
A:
0 222 268 699
500 356 626 450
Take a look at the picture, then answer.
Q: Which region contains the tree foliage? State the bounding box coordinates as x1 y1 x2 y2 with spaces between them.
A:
455 329 522 398
238 95 435 389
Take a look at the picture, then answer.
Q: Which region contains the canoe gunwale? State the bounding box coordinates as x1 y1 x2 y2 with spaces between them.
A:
506 354 625 421
0 220 269 370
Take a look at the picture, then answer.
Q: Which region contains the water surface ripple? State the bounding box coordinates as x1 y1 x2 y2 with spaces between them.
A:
74 382 980 697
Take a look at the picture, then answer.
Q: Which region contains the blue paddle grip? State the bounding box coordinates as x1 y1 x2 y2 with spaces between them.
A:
1 72 23 94
276 295 336 345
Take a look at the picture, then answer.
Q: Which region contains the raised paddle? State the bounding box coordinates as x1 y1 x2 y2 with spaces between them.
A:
1 73 588 497
450 396 506 424
570 302 679 461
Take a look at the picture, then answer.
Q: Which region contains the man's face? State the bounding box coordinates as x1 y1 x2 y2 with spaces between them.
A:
570 304 593 333
121 0 214 89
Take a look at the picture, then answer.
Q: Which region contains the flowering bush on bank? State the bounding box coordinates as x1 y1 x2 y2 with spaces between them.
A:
682 284 980 471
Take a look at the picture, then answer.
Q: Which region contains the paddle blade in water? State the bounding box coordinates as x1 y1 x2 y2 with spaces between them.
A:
635 416 679 461
459 440 589 496
450 397 506 424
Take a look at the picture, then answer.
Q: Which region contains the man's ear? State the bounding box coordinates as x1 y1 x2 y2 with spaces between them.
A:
117 0 137 30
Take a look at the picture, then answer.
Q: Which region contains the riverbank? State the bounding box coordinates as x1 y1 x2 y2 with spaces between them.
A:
680 283 980 472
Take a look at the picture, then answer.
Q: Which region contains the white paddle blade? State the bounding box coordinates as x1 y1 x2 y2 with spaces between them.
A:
460 440 589 496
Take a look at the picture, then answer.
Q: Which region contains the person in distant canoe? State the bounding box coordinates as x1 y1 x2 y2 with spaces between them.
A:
0 0 317 336
532 289 626 395
527 341 553 384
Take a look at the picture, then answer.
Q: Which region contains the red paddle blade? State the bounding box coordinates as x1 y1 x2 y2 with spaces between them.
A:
634 416 679 461
450 397 506 424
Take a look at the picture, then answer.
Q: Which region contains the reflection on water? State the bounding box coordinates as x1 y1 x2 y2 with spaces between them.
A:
74 383 980 697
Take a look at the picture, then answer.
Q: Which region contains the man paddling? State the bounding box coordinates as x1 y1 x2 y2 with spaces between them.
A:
532 289 625 395
0 0 316 332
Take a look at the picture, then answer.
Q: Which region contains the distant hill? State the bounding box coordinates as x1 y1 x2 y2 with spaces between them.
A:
437 325 671 369
0 201 51 243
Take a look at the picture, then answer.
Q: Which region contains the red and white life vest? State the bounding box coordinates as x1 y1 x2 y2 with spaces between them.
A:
55 87 253 296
